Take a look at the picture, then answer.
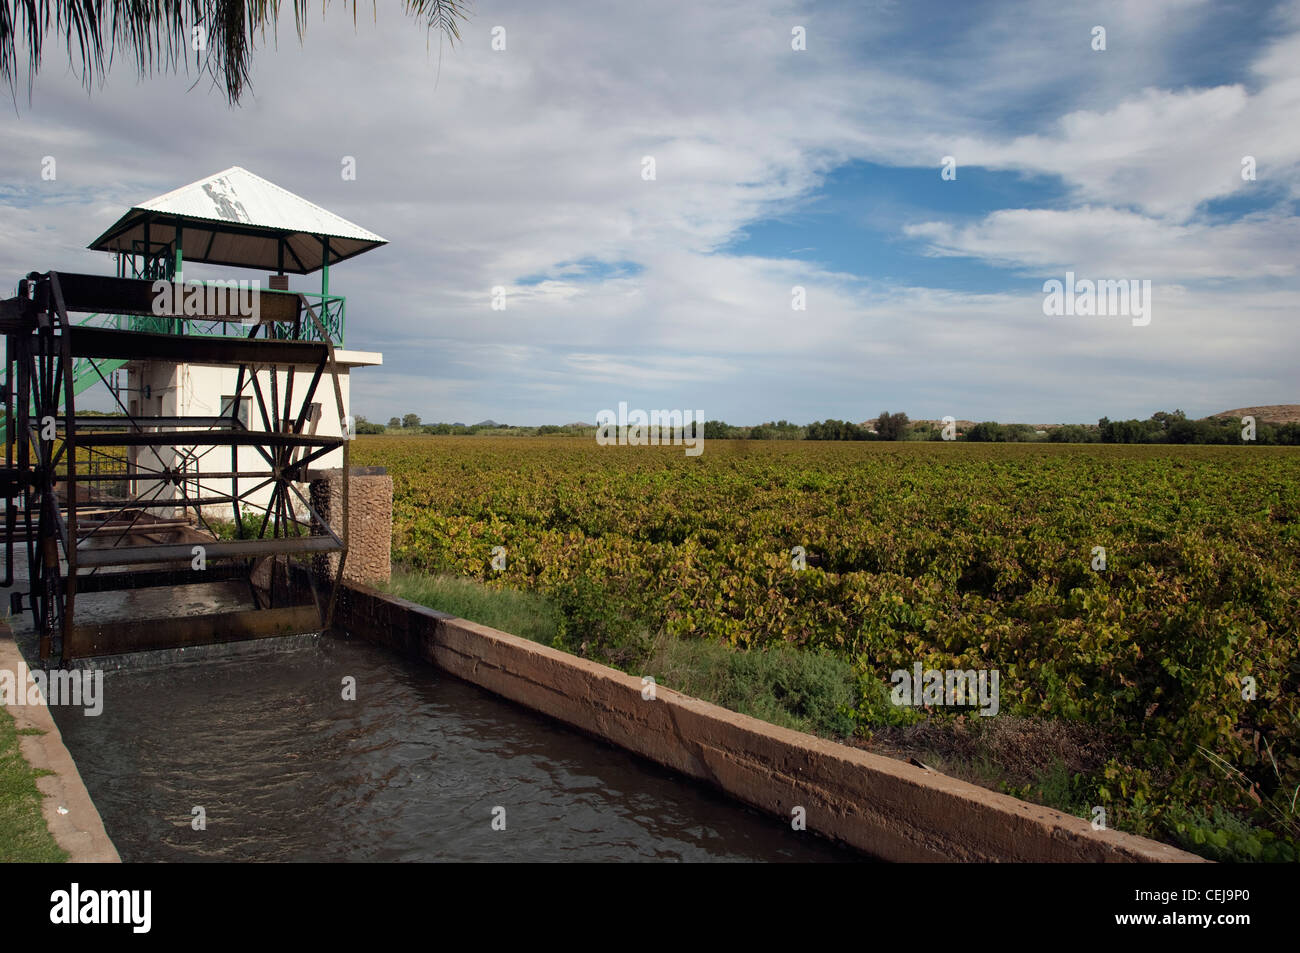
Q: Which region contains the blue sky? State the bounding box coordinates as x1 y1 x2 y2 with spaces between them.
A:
723 162 1072 292
1 0 1298 425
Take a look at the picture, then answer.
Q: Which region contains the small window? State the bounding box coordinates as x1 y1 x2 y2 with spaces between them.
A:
220 396 252 429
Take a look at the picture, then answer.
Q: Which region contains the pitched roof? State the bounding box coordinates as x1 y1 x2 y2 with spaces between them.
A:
88 167 387 274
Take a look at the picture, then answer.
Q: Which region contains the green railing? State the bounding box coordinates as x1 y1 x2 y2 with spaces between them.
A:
122 286 345 346
284 290 346 345
116 248 346 345
1 281 346 441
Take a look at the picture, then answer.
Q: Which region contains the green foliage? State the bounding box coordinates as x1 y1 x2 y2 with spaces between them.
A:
1164 805 1297 863
386 570 562 643
703 420 740 439
353 411 1300 445
874 410 910 441
806 418 871 440
1004 758 1097 817
551 576 655 669
389 569 860 739
398 421 596 437
649 638 860 737
352 415 386 435
362 436 1300 859
207 508 304 539
749 420 806 440
963 422 1049 442
965 421 1005 442
1047 424 1098 443
1094 411 1300 445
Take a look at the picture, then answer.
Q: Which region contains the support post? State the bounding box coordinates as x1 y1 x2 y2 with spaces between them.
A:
174 216 184 282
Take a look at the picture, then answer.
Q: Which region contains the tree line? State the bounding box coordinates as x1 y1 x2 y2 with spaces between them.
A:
355 409 1300 444
353 416 593 437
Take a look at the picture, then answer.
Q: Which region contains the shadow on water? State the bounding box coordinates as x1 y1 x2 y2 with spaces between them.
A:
49 633 863 862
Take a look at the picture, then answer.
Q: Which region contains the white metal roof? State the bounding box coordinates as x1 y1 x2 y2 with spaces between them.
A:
88 167 387 274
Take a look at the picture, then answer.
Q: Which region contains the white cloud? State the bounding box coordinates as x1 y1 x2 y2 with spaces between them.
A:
904 207 1300 279
0 0 1296 423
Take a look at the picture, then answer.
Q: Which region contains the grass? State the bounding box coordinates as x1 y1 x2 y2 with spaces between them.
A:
0 706 67 862
207 509 307 540
385 567 1155 843
386 568 859 738
387 569 562 644
643 636 858 737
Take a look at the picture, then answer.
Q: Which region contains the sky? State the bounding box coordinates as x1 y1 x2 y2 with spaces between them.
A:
1 0 1297 426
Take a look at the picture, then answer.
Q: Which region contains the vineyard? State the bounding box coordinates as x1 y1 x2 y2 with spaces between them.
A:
354 435 1300 859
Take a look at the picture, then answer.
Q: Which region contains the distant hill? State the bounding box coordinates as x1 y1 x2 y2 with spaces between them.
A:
473 419 500 428
1212 404 1300 424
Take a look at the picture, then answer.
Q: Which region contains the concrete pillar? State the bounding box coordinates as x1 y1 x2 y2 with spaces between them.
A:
308 466 392 585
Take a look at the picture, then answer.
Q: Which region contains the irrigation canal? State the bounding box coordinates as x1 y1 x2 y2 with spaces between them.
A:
5 569 858 862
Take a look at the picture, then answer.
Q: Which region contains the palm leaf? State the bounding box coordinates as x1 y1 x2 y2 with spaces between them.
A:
0 0 470 104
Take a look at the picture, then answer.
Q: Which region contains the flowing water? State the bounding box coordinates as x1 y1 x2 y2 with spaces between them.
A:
48 632 860 862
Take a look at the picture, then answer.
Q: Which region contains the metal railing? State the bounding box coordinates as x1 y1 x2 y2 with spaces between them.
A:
1 282 346 442
122 286 345 346
113 252 347 345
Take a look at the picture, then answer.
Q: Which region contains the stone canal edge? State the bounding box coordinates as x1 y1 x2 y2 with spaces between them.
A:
2 578 1212 864
0 618 120 863
317 576 1209 863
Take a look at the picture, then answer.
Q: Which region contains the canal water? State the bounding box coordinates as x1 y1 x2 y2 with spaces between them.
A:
47 631 859 862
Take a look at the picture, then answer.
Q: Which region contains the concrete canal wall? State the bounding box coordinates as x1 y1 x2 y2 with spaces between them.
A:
316 577 1206 863
0 620 120 862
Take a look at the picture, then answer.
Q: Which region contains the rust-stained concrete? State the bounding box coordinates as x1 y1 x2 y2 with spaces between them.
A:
322 578 1207 863
0 620 120 862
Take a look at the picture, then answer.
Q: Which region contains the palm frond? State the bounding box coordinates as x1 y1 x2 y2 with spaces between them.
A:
0 0 470 105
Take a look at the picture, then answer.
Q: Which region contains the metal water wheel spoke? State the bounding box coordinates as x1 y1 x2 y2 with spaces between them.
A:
4 163 380 661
